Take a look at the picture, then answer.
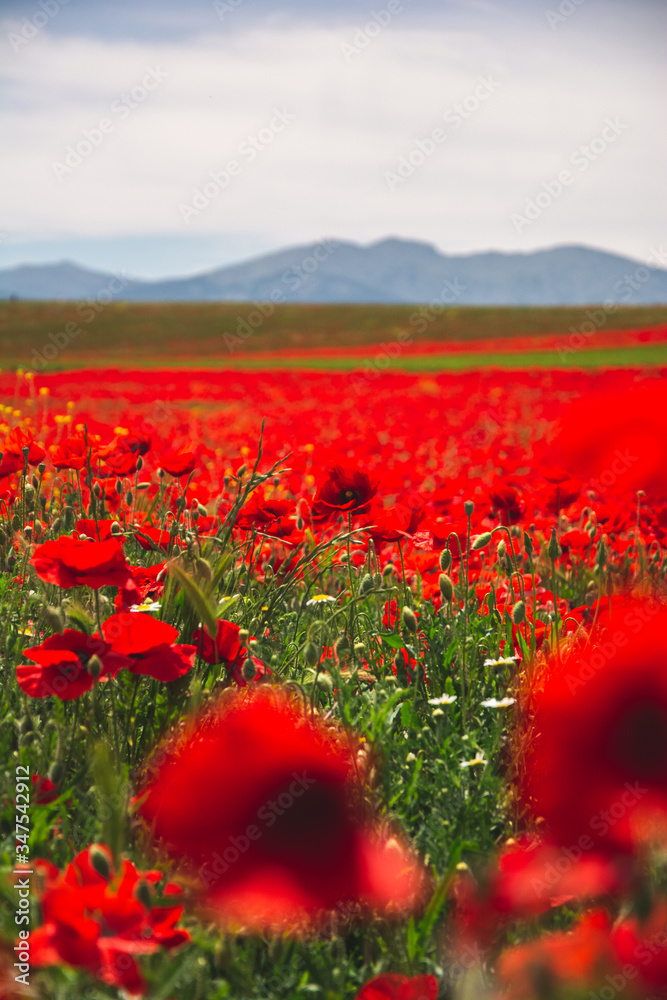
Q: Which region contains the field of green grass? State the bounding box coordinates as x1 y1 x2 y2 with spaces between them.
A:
1 300 667 370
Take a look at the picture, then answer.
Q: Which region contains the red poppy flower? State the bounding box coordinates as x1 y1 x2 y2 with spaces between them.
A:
104 450 139 476
311 465 379 522
3 426 45 466
520 600 667 854
0 453 22 479
235 493 296 536
159 450 196 478
552 381 667 497
103 613 196 682
27 844 189 997
496 910 618 1000
363 502 425 547
137 686 423 930
115 562 166 612
192 618 243 666
612 899 667 994
133 524 179 553
30 774 60 805
51 435 96 471
356 973 438 1000
75 519 120 542
17 629 132 700
31 536 134 590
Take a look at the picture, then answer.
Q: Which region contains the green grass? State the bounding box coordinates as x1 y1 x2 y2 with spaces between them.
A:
1 300 667 371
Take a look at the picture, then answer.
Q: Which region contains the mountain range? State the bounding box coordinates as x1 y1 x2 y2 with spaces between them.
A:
1 239 666 305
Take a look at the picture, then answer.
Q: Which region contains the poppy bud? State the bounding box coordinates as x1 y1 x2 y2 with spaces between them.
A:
439 549 452 572
11 514 20 532
359 573 374 595
334 634 349 658
158 468 165 480
512 600 525 625
242 657 257 683
136 482 150 491
89 845 111 881
44 605 65 633
236 464 246 479
115 478 123 494
194 557 213 582
303 641 319 667
32 475 39 490
401 606 418 632
464 500 474 516
523 532 533 556
439 574 453 601
383 562 395 577
497 540 507 558
88 655 103 681
136 455 144 472
110 521 121 535
548 528 560 561
472 531 492 551
125 490 133 506
197 504 208 517
93 482 101 497
64 505 75 529
48 761 64 785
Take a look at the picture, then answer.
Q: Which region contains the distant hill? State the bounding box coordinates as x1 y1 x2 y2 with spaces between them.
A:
1 240 666 305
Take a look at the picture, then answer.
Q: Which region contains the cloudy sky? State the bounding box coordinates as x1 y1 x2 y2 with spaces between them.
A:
1 0 664 278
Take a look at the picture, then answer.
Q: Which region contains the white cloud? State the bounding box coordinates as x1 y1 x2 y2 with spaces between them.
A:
1 11 664 273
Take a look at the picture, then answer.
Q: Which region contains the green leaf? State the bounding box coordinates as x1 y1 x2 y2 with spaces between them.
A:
168 560 217 636
380 632 405 649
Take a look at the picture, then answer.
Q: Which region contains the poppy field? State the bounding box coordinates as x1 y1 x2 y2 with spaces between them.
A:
1 353 667 999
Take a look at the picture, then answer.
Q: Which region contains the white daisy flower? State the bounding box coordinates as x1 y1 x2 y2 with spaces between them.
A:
306 594 336 606
428 694 457 706
129 601 162 613
484 656 519 668
460 751 487 769
480 697 516 709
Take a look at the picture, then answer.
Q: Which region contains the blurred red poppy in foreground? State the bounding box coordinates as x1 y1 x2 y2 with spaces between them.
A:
17 629 132 700
551 381 667 497
137 686 423 930
356 973 438 1000
311 465 378 522
520 600 667 855
28 844 189 997
31 536 134 590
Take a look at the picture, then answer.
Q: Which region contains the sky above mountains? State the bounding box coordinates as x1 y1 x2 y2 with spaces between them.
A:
1 0 664 278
